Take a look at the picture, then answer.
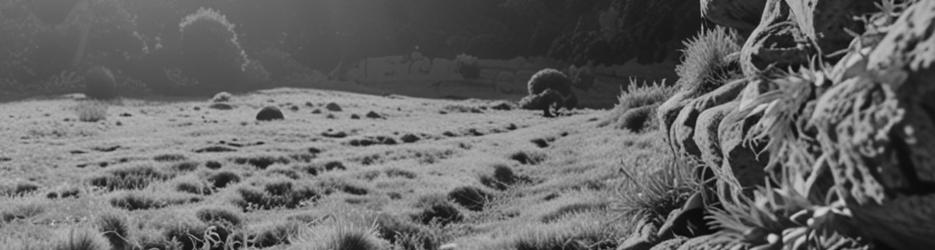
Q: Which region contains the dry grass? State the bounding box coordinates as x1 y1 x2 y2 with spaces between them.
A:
0 87 668 249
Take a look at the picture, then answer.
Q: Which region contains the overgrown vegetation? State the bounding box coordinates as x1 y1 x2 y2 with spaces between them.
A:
601 79 677 132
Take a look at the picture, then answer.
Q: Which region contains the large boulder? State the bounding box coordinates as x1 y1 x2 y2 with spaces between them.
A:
738 0 876 77
669 79 747 159
716 106 769 191
693 101 739 173
813 1 935 248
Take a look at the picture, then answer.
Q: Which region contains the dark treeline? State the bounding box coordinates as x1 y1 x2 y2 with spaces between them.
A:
0 0 702 96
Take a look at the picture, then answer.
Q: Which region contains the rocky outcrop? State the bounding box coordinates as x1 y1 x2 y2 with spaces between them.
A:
658 0 935 249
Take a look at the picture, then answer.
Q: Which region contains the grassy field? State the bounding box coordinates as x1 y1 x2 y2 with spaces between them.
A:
0 87 672 249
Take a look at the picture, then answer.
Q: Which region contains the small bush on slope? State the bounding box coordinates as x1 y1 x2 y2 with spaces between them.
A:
675 26 741 95
229 178 320 210
600 79 677 131
616 156 700 220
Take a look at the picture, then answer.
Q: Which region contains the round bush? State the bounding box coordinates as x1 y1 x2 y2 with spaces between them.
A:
84 67 117 100
527 68 573 97
256 106 284 121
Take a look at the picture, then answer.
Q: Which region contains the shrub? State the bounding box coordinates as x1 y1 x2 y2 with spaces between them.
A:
231 179 320 210
177 8 254 94
480 164 523 190
172 175 212 195
298 223 389 250
207 171 241 188
317 178 369 196
251 220 302 248
616 158 699 219
88 164 171 191
601 79 677 131
74 101 108 123
412 195 463 225
527 68 573 96
510 150 547 165
675 26 741 95
84 66 118 100
52 227 112 250
447 186 493 211
96 212 130 250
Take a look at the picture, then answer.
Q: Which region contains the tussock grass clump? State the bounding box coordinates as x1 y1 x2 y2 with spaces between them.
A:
195 206 243 227
89 164 172 191
675 26 741 94
52 227 112 250
510 150 547 165
74 101 108 123
168 161 199 172
207 171 241 188
601 79 677 132
108 191 199 211
480 164 527 190
96 212 130 250
171 175 213 195
448 186 493 211
46 185 81 199
318 178 370 196
251 220 303 248
265 165 301 180
160 217 210 250
384 168 418 179
153 153 188 162
233 155 291 169
496 217 624 250
373 213 442 250
615 157 699 220
0 179 42 196
293 222 389 250
231 179 320 210
412 195 463 225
